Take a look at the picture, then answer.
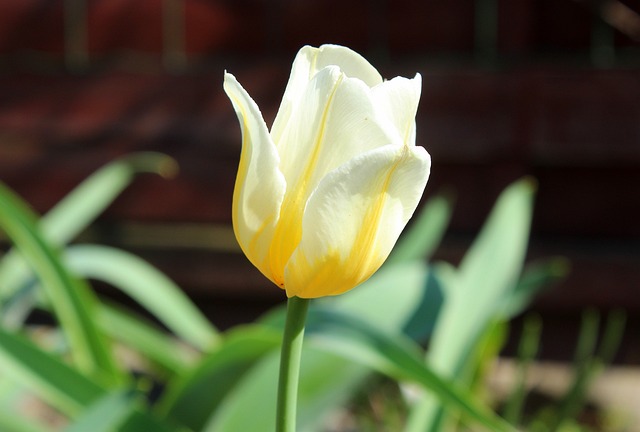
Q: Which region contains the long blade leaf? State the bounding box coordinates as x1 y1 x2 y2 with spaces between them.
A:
407 178 535 432
65 244 219 350
65 389 180 432
501 257 570 319
157 325 281 431
42 152 177 245
0 152 177 301
305 309 515 432
96 304 193 375
0 182 121 382
0 328 106 416
64 390 138 432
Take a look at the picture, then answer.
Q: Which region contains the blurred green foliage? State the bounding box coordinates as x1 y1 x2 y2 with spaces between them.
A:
0 154 625 431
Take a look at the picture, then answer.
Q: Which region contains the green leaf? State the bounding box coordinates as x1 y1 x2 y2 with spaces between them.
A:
1 281 39 330
462 320 509 408
118 411 182 432
547 310 626 430
388 190 454 264
96 304 192 374
501 257 570 319
0 328 106 416
157 325 282 431
0 182 121 383
407 178 535 432
42 152 177 246
447 178 535 370
66 386 183 432
204 349 364 432
65 244 219 350
294 352 365 431
503 314 542 426
0 152 177 301
202 351 279 432
1 257 194 376
596 309 626 364
0 329 180 432
444 178 533 355
305 308 515 432
64 390 138 432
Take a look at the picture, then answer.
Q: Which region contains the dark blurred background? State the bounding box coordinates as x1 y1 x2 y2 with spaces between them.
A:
0 0 638 363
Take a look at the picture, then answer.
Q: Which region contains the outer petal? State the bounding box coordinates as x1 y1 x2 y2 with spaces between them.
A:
265 67 395 286
372 74 422 147
284 144 431 298
271 44 383 144
277 66 394 191
223 73 286 285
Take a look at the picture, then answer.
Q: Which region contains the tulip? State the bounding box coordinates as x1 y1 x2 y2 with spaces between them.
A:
224 44 430 298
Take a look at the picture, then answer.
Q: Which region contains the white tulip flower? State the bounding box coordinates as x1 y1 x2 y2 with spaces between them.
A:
224 44 430 298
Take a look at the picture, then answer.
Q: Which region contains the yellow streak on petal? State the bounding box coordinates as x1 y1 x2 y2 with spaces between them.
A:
268 73 344 287
229 98 250 241
288 146 408 298
228 91 280 287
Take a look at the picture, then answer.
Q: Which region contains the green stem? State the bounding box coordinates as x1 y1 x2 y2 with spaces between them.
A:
276 296 310 432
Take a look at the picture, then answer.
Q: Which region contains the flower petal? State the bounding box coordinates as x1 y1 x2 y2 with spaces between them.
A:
271 44 383 144
372 74 422 147
265 67 395 286
277 66 395 192
223 72 286 285
284 144 431 298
